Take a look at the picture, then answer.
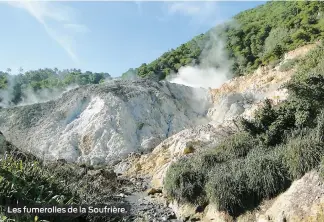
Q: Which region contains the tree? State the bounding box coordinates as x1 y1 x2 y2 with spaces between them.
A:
18 67 24 75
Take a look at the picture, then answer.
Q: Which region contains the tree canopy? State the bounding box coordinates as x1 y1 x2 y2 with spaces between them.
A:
0 68 111 105
124 1 324 79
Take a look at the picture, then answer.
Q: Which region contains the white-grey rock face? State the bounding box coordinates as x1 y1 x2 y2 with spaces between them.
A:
0 79 211 166
207 92 257 123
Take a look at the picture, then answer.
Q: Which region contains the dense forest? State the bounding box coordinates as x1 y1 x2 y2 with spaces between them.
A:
123 1 324 79
0 69 110 106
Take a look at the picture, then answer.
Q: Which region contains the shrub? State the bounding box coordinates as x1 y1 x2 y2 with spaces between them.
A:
205 160 250 216
315 110 324 142
0 152 78 222
269 59 281 69
0 145 128 222
164 158 206 205
207 132 257 162
246 99 278 134
244 148 290 199
183 141 199 155
282 134 324 179
191 132 259 177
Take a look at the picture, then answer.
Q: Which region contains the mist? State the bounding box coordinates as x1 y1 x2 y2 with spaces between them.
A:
168 30 233 89
0 75 79 108
17 84 79 107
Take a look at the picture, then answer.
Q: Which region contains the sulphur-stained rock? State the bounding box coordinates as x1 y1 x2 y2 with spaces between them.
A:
122 122 236 188
141 137 162 153
147 188 162 196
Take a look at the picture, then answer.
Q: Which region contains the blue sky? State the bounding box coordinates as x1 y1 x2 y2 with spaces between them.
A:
0 1 266 77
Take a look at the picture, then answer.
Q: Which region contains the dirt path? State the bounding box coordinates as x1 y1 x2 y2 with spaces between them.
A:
113 176 179 222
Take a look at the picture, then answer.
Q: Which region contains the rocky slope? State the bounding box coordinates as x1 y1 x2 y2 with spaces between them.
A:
121 43 317 187
117 43 322 221
0 44 323 222
0 79 211 167
0 132 179 222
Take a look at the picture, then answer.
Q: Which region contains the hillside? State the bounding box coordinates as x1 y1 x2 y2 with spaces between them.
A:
123 1 324 80
2 2 324 222
0 69 111 107
120 41 324 221
0 80 210 166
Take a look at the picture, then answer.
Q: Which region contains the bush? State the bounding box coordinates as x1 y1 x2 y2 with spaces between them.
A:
206 132 257 162
205 147 290 217
191 132 259 177
319 157 324 180
0 144 128 222
0 152 78 222
315 110 324 142
242 98 317 146
283 134 324 179
244 148 290 199
164 159 206 205
205 160 250 216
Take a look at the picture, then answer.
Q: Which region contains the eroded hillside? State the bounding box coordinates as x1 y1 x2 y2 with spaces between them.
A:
0 80 211 167
1 41 324 222
118 43 324 222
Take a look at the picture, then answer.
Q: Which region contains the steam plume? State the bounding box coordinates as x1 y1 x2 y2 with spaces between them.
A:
168 30 233 89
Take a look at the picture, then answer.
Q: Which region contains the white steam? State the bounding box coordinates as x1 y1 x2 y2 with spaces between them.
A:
0 77 79 108
168 31 233 89
17 84 79 107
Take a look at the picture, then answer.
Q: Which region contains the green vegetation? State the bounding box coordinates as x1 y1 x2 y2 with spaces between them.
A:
0 138 130 222
164 43 324 217
2 1 324 220
4 2 324 105
0 68 110 106
283 132 324 179
164 158 206 205
126 1 324 79
279 58 300 72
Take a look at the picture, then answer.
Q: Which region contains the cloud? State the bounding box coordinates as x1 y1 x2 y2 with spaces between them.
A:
165 2 221 26
8 1 88 64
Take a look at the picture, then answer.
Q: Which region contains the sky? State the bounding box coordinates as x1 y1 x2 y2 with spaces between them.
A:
0 1 266 77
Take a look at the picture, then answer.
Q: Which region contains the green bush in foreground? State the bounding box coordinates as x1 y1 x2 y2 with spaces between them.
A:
244 148 290 199
195 132 258 169
0 145 128 222
283 134 324 179
205 160 250 215
164 159 206 205
0 151 78 222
